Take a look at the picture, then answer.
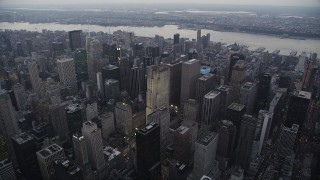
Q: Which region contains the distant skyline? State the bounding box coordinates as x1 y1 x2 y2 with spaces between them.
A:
1 0 320 7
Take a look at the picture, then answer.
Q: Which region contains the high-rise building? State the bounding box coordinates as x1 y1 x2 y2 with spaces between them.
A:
74 48 88 81
201 91 221 129
57 58 77 90
230 60 246 101
72 133 89 168
11 133 41 179
36 144 65 180
182 118 198 153
65 104 84 136
129 67 145 100
86 38 102 82
277 124 299 157
174 33 180 44
285 90 311 132
216 120 236 170
257 110 272 154
12 83 26 111
119 58 131 91
240 82 257 115
99 112 115 140
269 92 285 134
173 126 191 164
102 65 120 85
81 121 105 171
115 102 133 135
193 131 218 180
215 85 232 119
236 115 259 169
196 73 216 107
16 42 24 56
183 99 200 123
256 73 271 111
146 65 170 117
104 79 120 102
166 60 182 107
0 90 19 161
136 123 160 178
147 107 170 149
226 103 246 134
96 72 104 100
68 30 82 51
0 159 16 180
197 29 202 43
49 103 69 142
227 43 242 82
180 59 201 108
54 158 83 180
86 102 98 121
27 61 43 97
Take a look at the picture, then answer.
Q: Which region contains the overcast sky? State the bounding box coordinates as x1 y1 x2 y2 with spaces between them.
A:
1 0 320 7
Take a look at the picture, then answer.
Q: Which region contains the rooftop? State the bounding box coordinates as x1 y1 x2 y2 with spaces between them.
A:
184 59 199 65
105 79 119 84
137 122 159 135
175 126 190 135
199 73 214 81
103 146 121 161
72 133 84 141
292 90 311 100
103 64 119 70
197 131 217 146
65 104 82 113
55 159 81 175
37 144 62 158
57 58 73 63
204 91 220 99
215 85 231 92
12 133 34 145
228 103 246 112
241 82 256 90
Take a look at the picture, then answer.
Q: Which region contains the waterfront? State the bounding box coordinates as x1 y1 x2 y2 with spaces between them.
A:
1 22 320 55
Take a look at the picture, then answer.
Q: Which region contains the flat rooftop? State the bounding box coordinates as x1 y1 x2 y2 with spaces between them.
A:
55 159 81 175
215 85 231 92
184 59 199 65
57 58 73 63
37 144 62 158
12 133 34 145
105 79 119 84
199 73 214 81
65 104 82 113
241 82 256 90
175 126 190 135
103 64 119 70
197 131 217 146
103 146 121 161
228 103 246 112
137 122 159 135
270 93 282 106
204 91 220 99
292 90 311 100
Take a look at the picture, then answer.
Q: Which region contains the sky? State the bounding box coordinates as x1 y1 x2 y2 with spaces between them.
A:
1 0 320 7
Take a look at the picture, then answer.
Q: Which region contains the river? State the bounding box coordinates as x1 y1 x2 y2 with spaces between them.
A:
1 22 320 56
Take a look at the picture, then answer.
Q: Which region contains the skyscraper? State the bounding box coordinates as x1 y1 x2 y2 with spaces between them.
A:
102 65 120 86
180 59 201 108
201 91 221 129
104 79 120 103
99 112 115 140
27 61 43 97
230 60 246 101
136 123 160 178
37 144 65 180
240 82 257 115
193 131 218 180
72 133 92 180
146 65 170 117
115 102 133 135
183 99 200 123
174 33 180 44
166 60 182 107
0 159 17 180
57 58 77 90
86 102 98 121
173 126 191 164
129 67 145 100
81 121 105 171
277 124 299 157
196 73 216 107
86 38 102 82
74 48 88 81
12 83 26 111
256 73 271 111
49 103 69 142
54 158 83 180
215 85 232 119
68 30 82 51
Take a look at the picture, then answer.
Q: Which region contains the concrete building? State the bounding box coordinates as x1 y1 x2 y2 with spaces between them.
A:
86 102 98 121
54 158 83 180
57 58 77 90
115 102 133 135
146 65 170 117
180 59 201 109
49 102 69 142
104 79 120 103
173 126 191 164
166 60 182 107
201 91 221 129
0 159 16 180
86 38 102 82
99 112 115 140
196 73 216 107
68 30 82 51
230 60 246 102
215 85 232 119
27 61 43 97
36 144 65 180
129 67 145 100
81 121 105 171
193 131 218 180
12 83 25 111
183 99 200 123
240 82 257 115
277 124 299 157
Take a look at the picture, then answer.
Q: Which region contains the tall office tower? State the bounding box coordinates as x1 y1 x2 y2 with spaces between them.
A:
37 144 65 180
11 133 41 179
104 79 120 102
102 65 120 84
0 90 19 161
27 61 43 97
230 60 246 101
99 112 115 140
125 32 134 48
86 38 102 82
66 104 84 136
68 30 82 51
74 48 88 81
86 102 98 121
57 58 77 90
216 120 236 170
12 83 25 111
54 158 83 180
147 107 170 149
115 102 133 135
236 115 259 169
136 123 160 178
256 73 271 111
215 85 232 119
119 58 131 91
277 124 299 157
227 43 244 82
197 29 202 43
269 92 285 132
302 53 317 90
0 159 16 180
285 90 311 132
240 82 257 115
173 126 191 164
49 103 69 142
16 42 24 56
166 60 182 107
258 110 272 154
201 91 221 129
72 133 92 180
146 65 170 117
180 59 201 108
193 132 218 180
183 99 200 122
97 72 104 100
26 39 33 55
146 46 160 58
129 67 145 100
81 121 105 171
196 73 216 107
174 33 180 44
